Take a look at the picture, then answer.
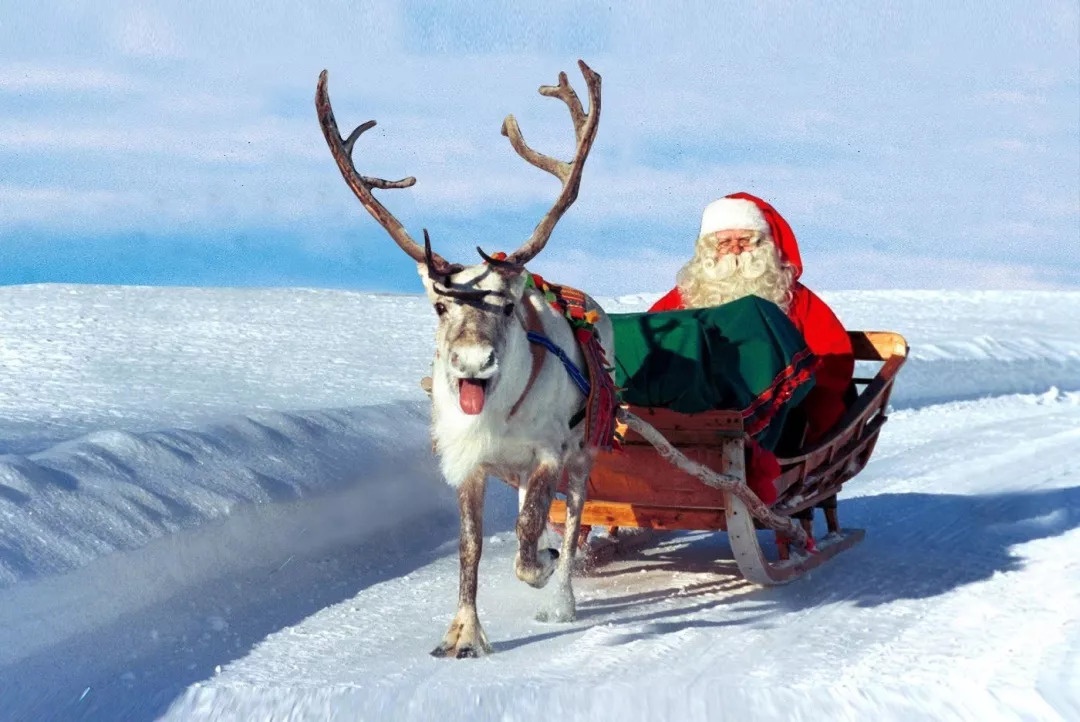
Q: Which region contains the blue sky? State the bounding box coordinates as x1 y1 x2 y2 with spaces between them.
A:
1 1 1077 294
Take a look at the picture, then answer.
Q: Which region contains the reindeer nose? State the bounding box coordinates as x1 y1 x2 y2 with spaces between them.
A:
449 347 497 376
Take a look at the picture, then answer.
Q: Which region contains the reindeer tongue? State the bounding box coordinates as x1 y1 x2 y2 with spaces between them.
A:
458 379 486 415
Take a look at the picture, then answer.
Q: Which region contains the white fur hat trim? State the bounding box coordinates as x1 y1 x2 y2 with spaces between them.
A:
699 198 769 237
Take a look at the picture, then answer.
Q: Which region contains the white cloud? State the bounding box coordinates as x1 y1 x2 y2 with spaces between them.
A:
0 63 138 92
974 138 1049 154
0 118 324 163
973 90 1048 106
528 246 686 296
1021 191 1080 218
805 251 1077 291
0 184 142 225
111 6 183 59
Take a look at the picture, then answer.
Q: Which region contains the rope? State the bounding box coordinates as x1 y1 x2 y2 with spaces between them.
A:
618 408 815 552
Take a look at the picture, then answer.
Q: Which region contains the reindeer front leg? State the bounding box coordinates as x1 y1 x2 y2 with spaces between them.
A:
519 481 563 553
515 463 559 588
536 453 590 622
431 470 491 658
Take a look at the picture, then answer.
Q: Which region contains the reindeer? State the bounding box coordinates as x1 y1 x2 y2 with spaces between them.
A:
316 60 610 657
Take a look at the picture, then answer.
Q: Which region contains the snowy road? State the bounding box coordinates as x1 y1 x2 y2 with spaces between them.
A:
1 286 1078 720
4 394 1075 721
164 391 1080 721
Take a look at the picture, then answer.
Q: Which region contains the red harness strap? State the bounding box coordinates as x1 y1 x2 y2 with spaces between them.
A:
508 300 547 420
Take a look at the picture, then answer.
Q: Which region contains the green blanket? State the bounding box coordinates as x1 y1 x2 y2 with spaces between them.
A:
611 296 818 450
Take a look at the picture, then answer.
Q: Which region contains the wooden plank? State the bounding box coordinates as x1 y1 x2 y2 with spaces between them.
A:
621 406 743 446
849 331 908 362
775 416 886 515
549 499 728 531
587 444 733 508
777 355 901 466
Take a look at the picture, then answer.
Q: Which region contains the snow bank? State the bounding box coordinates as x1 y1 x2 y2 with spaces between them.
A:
1 286 1078 591
0 403 443 589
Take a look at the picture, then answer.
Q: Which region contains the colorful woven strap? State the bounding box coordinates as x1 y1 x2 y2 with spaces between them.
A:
526 272 602 341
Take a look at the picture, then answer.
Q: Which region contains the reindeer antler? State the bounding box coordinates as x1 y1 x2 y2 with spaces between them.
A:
316 70 461 276
501 60 601 266
424 230 491 301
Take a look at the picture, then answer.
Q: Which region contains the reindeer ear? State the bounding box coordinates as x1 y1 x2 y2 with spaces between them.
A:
417 263 438 300
507 270 530 298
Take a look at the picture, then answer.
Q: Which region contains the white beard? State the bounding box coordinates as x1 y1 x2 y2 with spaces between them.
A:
676 239 795 311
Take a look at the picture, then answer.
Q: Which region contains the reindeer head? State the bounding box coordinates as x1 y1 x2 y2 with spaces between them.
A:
414 236 529 414
316 62 601 416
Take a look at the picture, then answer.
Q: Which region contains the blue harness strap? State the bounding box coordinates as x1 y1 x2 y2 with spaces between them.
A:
526 330 590 397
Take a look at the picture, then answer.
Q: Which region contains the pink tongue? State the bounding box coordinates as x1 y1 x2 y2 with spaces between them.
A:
459 379 486 415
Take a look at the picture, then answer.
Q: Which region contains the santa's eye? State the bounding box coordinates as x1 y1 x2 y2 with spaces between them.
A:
434 302 448 317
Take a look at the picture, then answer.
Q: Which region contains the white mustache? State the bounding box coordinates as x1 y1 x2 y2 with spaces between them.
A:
700 249 769 281
737 250 769 279
700 253 738 279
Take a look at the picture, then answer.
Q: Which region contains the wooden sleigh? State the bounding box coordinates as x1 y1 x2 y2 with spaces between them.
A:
549 330 908 584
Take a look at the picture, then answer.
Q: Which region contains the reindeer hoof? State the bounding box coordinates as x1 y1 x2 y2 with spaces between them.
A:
535 597 577 623
535 608 576 624
431 613 493 659
430 641 490 659
515 548 559 589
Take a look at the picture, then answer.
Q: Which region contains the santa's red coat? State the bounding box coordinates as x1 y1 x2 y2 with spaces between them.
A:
650 192 855 447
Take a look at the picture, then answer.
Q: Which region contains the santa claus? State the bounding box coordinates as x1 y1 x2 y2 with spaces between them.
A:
651 192 854 449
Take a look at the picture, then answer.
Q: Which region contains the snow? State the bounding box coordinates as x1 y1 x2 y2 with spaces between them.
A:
0 284 1078 720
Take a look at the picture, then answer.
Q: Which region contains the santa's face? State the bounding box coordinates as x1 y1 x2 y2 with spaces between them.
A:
710 229 759 257
675 229 795 311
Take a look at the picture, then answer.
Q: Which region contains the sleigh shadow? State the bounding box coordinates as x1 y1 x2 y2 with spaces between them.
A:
496 485 1080 651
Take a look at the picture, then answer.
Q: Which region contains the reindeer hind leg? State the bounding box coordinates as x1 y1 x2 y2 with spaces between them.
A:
536 453 590 622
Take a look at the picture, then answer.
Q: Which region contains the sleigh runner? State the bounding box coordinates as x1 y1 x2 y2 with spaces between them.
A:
550 328 908 585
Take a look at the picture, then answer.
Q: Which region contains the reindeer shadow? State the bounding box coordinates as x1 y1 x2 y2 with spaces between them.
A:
495 485 1080 652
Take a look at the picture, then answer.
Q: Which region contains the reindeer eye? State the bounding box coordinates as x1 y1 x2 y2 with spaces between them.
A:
434 302 448 317
503 302 514 317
